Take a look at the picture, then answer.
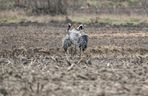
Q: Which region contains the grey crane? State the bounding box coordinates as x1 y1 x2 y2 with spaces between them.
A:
77 24 89 56
62 23 72 53
62 23 81 54
78 34 88 56
64 23 82 55
62 23 88 56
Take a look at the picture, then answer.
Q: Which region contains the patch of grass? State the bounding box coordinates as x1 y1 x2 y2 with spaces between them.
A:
87 0 141 8
69 15 148 26
0 11 27 24
72 16 91 24
94 15 148 26
0 17 26 24
86 0 100 8
0 10 148 27
128 0 140 6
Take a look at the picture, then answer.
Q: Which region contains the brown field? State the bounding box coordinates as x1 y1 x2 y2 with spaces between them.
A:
0 24 148 96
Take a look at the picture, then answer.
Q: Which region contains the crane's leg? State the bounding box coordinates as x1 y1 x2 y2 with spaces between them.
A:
79 47 82 58
70 46 73 58
74 45 77 55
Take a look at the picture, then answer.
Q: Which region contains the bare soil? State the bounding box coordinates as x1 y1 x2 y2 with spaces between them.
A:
0 24 148 96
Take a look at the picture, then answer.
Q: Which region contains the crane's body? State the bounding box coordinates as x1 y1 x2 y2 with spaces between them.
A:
62 35 72 52
68 29 81 46
62 23 89 56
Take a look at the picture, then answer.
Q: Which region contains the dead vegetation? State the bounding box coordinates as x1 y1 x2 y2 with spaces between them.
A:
0 25 148 96
0 47 148 96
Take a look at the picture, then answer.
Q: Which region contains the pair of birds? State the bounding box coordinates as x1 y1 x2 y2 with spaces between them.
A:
62 23 88 56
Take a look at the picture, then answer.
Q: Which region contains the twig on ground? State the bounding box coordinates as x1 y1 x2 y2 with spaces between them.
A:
50 56 57 62
65 54 71 66
67 63 75 71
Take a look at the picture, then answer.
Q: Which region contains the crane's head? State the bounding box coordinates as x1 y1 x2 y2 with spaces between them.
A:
77 24 84 31
67 23 72 31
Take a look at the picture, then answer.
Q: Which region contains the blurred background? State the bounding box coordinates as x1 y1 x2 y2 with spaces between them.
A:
0 0 148 26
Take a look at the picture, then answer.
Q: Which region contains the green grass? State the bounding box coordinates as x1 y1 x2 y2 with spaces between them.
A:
0 15 148 26
0 10 147 27
0 12 26 24
0 17 25 24
87 0 141 8
72 17 91 24
72 15 148 26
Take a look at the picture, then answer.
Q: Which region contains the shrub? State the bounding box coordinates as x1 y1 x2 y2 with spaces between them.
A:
15 0 67 15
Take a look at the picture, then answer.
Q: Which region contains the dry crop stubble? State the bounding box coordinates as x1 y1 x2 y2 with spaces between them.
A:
0 24 148 96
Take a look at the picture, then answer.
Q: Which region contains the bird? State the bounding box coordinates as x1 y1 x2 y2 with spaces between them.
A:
62 34 72 53
62 23 73 53
68 25 82 55
62 23 88 56
77 24 89 56
78 34 89 56
76 24 84 31
62 23 81 55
